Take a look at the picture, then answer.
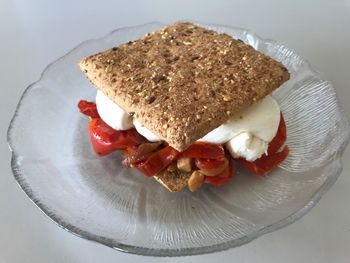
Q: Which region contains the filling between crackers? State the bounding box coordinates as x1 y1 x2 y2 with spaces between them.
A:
96 90 281 162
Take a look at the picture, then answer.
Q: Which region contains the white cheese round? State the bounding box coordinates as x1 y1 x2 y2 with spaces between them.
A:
95 90 133 130
225 132 268 161
198 96 280 144
133 119 161 142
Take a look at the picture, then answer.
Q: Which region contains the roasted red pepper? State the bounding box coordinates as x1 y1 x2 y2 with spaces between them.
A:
195 156 229 176
205 160 234 186
235 146 289 175
78 100 100 118
136 146 180 177
122 142 162 166
181 142 225 159
89 118 146 156
267 112 287 155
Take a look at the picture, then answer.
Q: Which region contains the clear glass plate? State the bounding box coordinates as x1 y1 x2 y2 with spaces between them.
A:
7 22 350 256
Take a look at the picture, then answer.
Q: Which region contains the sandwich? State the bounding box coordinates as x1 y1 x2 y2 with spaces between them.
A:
77 22 290 192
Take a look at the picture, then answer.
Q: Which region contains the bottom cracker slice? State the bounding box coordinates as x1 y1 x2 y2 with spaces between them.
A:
153 170 191 192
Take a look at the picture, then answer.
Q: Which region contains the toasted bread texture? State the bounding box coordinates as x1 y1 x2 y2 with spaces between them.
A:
79 22 290 151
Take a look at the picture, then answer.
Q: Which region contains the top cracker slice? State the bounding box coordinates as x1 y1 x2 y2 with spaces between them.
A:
79 22 290 151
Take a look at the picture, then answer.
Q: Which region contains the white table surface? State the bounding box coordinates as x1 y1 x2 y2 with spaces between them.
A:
1 0 349 262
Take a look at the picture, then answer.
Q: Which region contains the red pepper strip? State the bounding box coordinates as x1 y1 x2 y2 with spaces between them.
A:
122 142 162 166
267 112 287 155
124 145 138 155
205 160 234 186
78 100 100 118
236 146 289 175
181 142 225 159
195 156 229 176
137 146 180 177
89 118 146 156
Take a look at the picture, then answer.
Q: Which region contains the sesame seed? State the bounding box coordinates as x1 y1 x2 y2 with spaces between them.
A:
105 65 112 73
223 95 232 102
226 111 231 115
196 114 201 120
162 124 168 129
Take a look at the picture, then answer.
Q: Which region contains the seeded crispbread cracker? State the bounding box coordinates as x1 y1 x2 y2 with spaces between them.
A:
79 22 290 151
153 169 190 192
